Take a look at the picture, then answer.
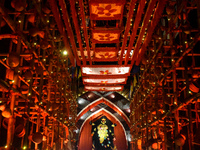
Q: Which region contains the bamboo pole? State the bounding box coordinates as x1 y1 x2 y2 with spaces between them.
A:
6 10 24 147
35 109 40 150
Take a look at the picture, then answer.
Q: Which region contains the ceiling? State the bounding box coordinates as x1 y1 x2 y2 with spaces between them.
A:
48 0 166 92
48 0 166 130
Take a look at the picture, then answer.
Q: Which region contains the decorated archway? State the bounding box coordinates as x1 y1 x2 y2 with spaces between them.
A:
78 109 128 150
77 97 130 127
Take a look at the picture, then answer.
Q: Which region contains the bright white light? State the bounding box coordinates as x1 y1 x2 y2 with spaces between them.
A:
80 115 85 120
126 108 131 113
111 94 115 98
63 50 67 55
126 131 132 142
74 129 79 133
78 98 85 104
88 94 92 98
90 107 95 112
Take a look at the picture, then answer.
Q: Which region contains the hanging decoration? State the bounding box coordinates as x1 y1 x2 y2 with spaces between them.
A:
94 47 117 61
82 66 131 76
92 29 120 43
95 51 116 59
89 0 125 20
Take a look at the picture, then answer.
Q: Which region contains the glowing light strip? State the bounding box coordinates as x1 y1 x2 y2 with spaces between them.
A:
83 78 126 84
82 66 130 75
85 86 123 91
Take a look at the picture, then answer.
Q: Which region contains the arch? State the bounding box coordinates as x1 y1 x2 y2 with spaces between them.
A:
78 109 128 150
76 97 130 127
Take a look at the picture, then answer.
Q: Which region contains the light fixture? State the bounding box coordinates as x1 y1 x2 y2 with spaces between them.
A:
63 50 68 55
111 94 115 98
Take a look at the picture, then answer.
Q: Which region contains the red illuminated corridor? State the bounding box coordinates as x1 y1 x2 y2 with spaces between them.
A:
0 0 200 150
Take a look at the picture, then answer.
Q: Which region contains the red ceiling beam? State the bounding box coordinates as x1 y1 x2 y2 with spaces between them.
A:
92 58 118 62
129 0 158 66
78 0 92 65
118 0 138 65
124 0 146 65
69 0 86 66
49 0 75 66
136 0 167 65
58 0 81 66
